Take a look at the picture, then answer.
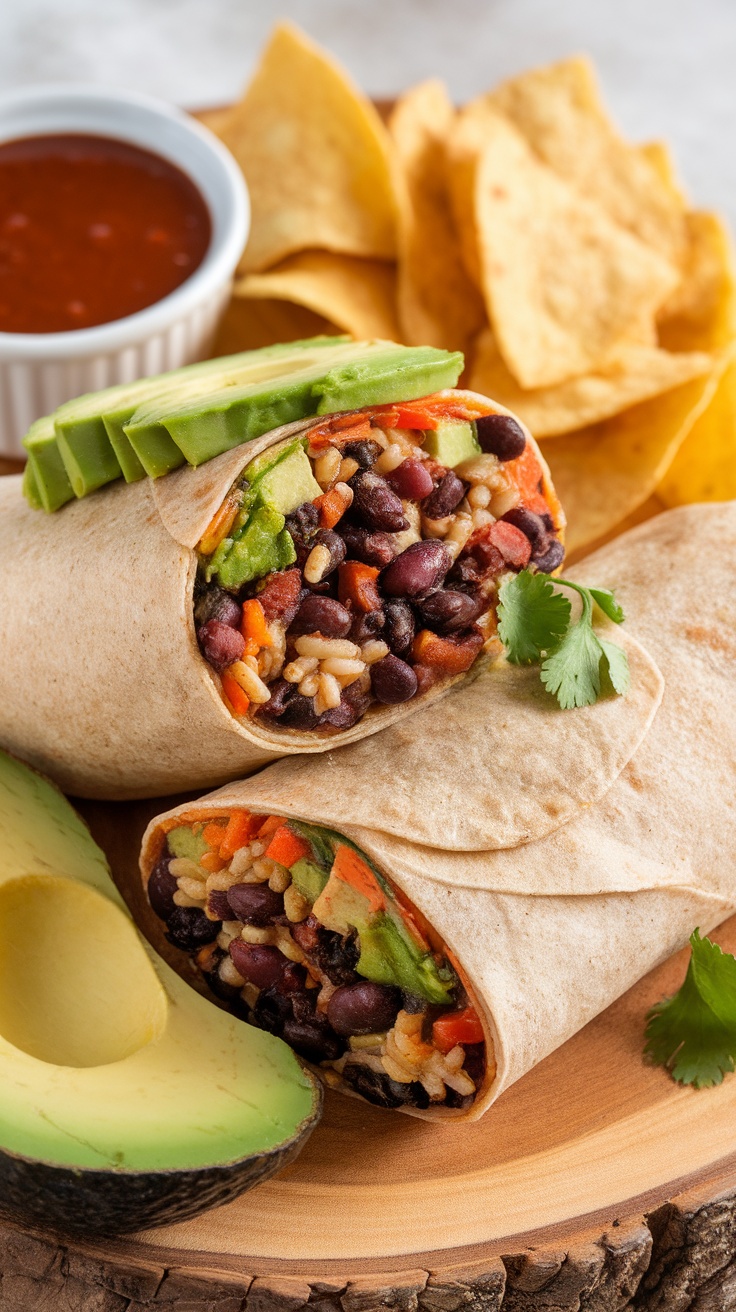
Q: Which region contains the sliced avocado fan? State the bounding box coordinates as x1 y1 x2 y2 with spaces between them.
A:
22 337 464 511
0 750 321 1236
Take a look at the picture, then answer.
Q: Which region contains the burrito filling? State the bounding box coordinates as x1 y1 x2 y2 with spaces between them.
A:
194 391 564 732
148 810 488 1111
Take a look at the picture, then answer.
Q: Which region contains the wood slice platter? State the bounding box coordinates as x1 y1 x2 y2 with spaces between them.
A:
2 481 736 1304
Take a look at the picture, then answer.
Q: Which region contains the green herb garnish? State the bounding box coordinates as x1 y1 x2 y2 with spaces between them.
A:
645 930 736 1089
497 571 630 709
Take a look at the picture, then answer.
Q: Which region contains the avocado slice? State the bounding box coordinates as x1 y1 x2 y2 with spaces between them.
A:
0 750 321 1236
22 459 42 510
166 824 210 863
258 444 322 516
423 420 481 468
211 504 297 591
22 415 76 513
290 857 330 904
125 343 464 471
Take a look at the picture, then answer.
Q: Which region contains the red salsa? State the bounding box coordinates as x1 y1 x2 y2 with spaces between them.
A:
0 134 212 334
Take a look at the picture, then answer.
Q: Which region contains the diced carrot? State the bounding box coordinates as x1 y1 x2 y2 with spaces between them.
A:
219 810 257 859
197 492 241 557
265 825 311 869
241 598 273 649
432 1007 485 1054
338 561 382 612
242 636 260 658
202 821 227 848
316 485 350 529
332 844 385 914
221 670 250 716
487 520 532 570
200 850 228 873
505 442 551 517
411 628 484 675
257 814 284 838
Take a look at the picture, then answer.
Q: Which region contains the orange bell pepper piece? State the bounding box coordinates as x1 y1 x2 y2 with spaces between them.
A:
332 844 385 914
432 1007 485 1054
219 811 257 859
316 486 350 529
221 670 250 717
264 825 311 869
240 598 272 649
338 561 382 612
412 629 483 675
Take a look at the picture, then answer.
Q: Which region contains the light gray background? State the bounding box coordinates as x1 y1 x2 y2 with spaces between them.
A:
2 0 736 227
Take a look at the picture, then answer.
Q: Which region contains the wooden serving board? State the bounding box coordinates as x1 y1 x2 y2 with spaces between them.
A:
2 486 736 1308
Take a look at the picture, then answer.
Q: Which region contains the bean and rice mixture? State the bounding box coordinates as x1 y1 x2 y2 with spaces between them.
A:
147 810 490 1112
194 391 564 732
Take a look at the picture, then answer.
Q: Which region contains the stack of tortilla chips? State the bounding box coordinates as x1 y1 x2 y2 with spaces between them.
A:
201 23 736 556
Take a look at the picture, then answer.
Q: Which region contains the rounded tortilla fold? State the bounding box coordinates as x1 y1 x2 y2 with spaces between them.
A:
140 503 736 1120
0 401 649 806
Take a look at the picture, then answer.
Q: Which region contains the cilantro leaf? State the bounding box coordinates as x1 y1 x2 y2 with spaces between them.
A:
540 615 603 708
645 930 736 1088
598 635 631 696
497 571 571 665
588 587 625 624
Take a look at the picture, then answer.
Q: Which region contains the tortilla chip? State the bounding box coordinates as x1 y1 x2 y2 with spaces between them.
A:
658 211 736 352
468 327 713 436
639 140 689 208
192 105 236 137
233 251 400 341
486 57 687 265
211 295 336 357
658 349 736 505
447 108 679 389
219 23 399 273
543 362 726 554
388 80 485 355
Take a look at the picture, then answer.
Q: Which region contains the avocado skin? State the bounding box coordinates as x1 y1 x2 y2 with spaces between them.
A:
0 1087 321 1237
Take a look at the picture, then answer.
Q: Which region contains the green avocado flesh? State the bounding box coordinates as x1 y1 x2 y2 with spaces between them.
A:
23 416 75 513
424 420 481 468
0 751 320 1188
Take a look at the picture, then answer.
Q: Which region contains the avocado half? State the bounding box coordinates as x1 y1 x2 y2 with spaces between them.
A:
0 750 322 1236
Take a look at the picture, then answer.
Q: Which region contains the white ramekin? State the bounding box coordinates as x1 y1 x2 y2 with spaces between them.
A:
0 84 249 459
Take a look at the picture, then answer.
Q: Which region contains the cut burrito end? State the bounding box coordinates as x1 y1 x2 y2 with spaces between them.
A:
193 390 565 734
142 808 495 1118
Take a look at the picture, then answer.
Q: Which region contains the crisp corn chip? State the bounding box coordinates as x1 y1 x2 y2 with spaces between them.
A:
543 362 726 554
639 141 689 209
219 23 399 273
469 327 713 436
658 211 736 352
486 57 686 264
388 80 485 355
659 348 736 505
211 295 335 357
447 108 679 389
233 252 400 342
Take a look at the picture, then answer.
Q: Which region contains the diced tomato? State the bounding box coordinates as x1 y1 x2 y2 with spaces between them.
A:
432 1007 485 1054
241 598 272 649
338 561 382 612
221 670 249 716
487 520 532 570
332 844 385 913
411 628 484 675
264 825 311 869
219 811 257 859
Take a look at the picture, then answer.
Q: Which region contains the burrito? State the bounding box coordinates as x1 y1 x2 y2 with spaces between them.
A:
140 503 736 1120
0 345 565 799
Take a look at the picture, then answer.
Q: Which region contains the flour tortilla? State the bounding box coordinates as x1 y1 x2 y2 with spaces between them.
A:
0 400 638 803
141 503 736 1119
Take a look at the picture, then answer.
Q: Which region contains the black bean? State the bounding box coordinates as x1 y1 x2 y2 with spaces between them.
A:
381 540 451 599
349 608 385 646
501 507 549 552
256 678 295 720
350 469 408 532
291 593 352 638
383 599 415 656
279 963 309 995
292 918 359 985
422 470 466 519
532 538 565 573
197 619 245 672
370 653 418 704
308 529 346 579
194 586 242 629
253 984 293 1035
229 940 288 990
341 1061 430 1109
165 907 220 951
386 458 434 500
327 982 402 1037
147 854 179 920
276 693 323 730
341 523 396 568
207 889 232 921
417 589 484 633
285 500 319 540
282 1017 343 1062
227 882 284 925
321 679 373 729
342 438 382 468
476 413 527 461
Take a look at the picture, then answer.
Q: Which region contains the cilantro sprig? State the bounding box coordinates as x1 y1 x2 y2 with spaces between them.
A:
497 571 630 710
645 930 736 1089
